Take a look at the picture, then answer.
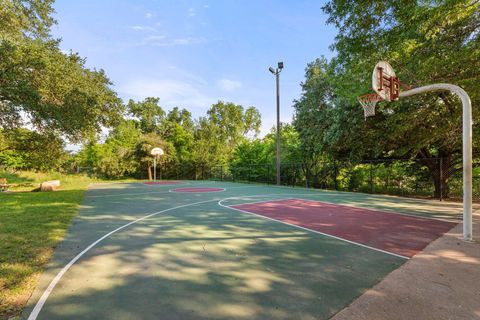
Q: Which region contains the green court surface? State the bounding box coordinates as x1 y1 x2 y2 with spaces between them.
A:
22 181 462 320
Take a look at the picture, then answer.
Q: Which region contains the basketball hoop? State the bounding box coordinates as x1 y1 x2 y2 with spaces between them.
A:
357 93 383 118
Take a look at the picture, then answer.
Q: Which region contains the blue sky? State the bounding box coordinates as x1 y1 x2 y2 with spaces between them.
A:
52 0 337 137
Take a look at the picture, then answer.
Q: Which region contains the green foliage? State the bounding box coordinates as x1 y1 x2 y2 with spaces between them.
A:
0 128 68 171
0 149 25 169
291 1 479 194
321 0 479 159
0 0 56 41
162 107 194 162
127 97 165 134
0 0 123 142
231 140 270 168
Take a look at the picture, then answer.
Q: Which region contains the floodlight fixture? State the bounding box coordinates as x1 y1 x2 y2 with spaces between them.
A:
269 67 275 74
278 61 284 69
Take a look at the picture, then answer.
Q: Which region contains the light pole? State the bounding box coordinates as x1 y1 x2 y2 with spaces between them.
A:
269 61 284 185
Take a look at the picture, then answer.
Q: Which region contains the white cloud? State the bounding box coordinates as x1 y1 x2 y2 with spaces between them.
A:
129 25 157 32
145 35 166 41
144 36 207 47
145 12 153 19
217 79 242 92
119 78 215 109
188 8 196 17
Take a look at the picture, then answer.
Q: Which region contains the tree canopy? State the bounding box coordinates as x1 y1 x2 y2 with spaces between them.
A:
0 0 123 142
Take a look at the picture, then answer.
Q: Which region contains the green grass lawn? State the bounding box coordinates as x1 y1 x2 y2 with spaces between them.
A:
0 172 126 319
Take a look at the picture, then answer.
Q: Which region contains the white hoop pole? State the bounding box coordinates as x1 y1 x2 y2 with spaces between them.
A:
399 83 472 241
153 156 157 182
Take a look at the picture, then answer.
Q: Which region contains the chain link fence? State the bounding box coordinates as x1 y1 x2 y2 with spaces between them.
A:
210 158 480 201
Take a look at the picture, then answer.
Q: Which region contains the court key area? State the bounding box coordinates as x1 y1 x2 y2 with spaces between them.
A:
23 181 461 320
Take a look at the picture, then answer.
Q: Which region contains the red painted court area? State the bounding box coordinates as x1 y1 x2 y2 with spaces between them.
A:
231 199 456 258
143 181 181 185
171 187 225 193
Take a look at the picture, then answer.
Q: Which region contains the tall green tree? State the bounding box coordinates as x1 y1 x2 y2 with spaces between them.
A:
0 0 123 142
127 97 165 134
161 107 194 162
0 128 68 171
193 101 261 168
317 0 479 196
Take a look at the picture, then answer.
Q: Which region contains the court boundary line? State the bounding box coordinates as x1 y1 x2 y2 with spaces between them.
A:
222 197 298 207
85 184 269 199
287 197 460 224
218 198 410 260
246 192 461 223
85 190 173 198
28 188 458 319
169 187 226 193
27 198 218 320
220 192 461 223
138 181 191 188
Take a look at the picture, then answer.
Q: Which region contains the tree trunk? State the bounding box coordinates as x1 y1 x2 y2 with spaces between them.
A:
148 165 152 180
420 157 451 199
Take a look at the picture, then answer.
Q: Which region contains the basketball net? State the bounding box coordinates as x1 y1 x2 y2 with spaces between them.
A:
357 93 383 118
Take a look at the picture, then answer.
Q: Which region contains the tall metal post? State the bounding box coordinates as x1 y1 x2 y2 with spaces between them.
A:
269 61 283 186
399 84 472 240
276 71 281 186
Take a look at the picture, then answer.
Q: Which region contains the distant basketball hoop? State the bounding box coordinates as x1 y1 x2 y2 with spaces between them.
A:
151 147 164 181
151 147 164 156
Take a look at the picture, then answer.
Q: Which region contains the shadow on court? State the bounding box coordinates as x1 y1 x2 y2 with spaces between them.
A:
23 181 463 320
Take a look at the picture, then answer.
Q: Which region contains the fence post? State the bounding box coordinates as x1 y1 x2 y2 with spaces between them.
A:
370 162 373 193
440 158 443 201
334 161 338 190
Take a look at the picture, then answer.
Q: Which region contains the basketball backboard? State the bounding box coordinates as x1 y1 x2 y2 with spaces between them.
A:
372 61 399 101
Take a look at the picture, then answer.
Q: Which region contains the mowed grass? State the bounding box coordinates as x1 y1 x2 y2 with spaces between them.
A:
0 172 112 319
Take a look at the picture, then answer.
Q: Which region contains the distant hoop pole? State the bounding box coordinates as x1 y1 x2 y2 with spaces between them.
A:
151 148 165 182
399 83 472 241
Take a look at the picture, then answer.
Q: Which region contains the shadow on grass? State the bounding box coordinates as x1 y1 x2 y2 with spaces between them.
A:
0 171 35 183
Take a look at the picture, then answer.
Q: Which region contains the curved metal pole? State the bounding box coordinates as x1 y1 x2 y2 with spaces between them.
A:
399 84 472 240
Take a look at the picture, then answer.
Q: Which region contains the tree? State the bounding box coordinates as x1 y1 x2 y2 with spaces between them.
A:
127 97 165 134
0 1 123 142
319 0 479 197
0 128 68 171
161 107 194 162
206 101 261 148
135 133 175 180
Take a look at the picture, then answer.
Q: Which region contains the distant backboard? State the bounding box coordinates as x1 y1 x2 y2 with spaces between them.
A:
151 147 164 156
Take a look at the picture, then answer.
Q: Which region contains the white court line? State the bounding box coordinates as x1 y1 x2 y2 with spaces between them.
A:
29 189 445 319
137 181 191 188
85 184 267 199
227 191 461 223
222 197 297 207
27 199 217 320
287 198 459 224
218 198 410 260
169 187 226 193
85 190 172 198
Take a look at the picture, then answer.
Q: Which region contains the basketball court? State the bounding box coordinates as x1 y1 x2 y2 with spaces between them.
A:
22 181 463 320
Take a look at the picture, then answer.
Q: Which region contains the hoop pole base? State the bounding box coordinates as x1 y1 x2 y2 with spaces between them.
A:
400 84 472 241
